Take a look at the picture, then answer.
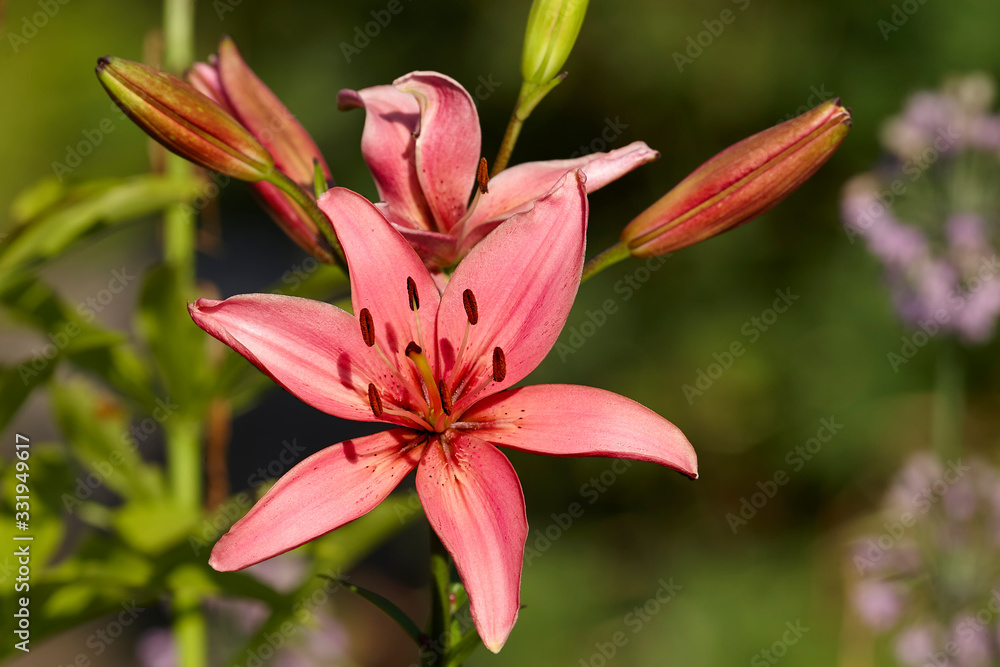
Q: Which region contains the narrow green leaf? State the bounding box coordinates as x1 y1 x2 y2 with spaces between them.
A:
444 628 484 667
50 380 166 502
0 276 156 410
0 360 56 433
0 174 201 292
325 577 425 646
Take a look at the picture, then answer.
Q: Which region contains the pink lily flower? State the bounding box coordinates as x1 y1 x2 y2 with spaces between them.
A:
188 172 696 652
338 71 660 268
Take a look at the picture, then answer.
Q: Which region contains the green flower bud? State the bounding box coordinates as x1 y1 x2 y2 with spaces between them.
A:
521 0 589 85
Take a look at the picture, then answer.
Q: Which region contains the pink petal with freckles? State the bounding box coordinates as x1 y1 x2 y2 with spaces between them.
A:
437 171 588 412
338 86 434 230
216 38 331 188
189 294 407 424
210 429 423 571
464 384 698 478
459 142 659 244
416 432 526 653
318 188 440 372
394 72 482 231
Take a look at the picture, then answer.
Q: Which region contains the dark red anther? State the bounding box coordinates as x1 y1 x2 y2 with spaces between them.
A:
492 346 506 382
367 383 383 417
476 157 489 194
463 289 479 325
359 308 375 347
438 380 453 416
407 276 419 311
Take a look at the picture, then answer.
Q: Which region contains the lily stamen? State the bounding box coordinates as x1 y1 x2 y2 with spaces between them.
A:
407 341 443 418
367 383 384 417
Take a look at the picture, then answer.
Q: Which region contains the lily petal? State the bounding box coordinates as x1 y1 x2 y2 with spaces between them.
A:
394 72 482 231
464 384 698 478
338 86 434 230
210 429 423 571
416 432 527 653
187 60 226 107
462 141 660 234
393 225 458 270
318 188 441 373
216 38 331 188
189 294 406 423
437 171 588 411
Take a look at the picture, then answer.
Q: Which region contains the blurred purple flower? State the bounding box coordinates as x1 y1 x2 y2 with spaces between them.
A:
849 453 1000 666
852 580 905 631
136 628 177 667
894 623 940 666
841 74 1000 345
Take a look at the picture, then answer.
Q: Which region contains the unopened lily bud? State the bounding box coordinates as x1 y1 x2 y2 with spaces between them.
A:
96 56 274 182
212 37 332 189
521 0 589 86
184 39 338 263
622 99 852 257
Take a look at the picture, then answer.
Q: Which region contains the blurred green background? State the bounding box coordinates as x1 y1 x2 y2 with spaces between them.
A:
2 0 999 665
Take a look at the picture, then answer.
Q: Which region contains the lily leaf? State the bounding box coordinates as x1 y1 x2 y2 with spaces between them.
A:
325 576 425 646
0 174 201 292
50 380 167 502
0 276 156 410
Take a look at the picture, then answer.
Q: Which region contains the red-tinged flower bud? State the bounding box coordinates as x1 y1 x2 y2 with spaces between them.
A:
186 39 338 263
621 99 852 257
96 56 274 182
210 37 332 189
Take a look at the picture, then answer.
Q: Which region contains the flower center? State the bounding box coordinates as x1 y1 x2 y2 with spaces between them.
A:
357 279 506 433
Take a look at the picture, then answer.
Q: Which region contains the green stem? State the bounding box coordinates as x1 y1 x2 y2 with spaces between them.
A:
424 531 452 667
173 586 207 667
492 109 525 176
931 338 964 460
268 170 347 270
162 0 194 74
492 77 564 176
581 242 630 282
167 417 202 513
162 2 206 666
